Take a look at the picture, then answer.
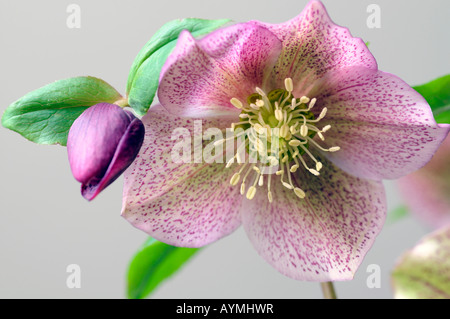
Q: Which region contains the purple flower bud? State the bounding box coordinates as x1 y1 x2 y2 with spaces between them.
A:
67 103 145 201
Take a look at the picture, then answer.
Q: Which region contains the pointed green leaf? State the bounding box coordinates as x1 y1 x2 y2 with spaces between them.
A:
413 74 450 124
127 238 200 299
127 18 230 116
2 76 122 146
392 226 450 299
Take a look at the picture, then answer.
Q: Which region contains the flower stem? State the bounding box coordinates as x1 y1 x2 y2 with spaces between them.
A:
320 282 337 299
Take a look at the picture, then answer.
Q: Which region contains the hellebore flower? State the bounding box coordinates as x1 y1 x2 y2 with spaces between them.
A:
122 1 449 281
68 103 145 201
398 136 450 229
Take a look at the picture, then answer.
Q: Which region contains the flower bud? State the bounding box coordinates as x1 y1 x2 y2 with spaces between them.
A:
67 103 145 200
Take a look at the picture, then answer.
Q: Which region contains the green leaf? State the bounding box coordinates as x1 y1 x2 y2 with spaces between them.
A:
392 226 450 299
127 18 230 116
387 205 409 224
2 76 122 146
127 237 200 299
413 74 450 124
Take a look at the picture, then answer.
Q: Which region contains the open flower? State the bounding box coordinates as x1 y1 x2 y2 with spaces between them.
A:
121 1 449 281
398 136 450 229
68 103 145 201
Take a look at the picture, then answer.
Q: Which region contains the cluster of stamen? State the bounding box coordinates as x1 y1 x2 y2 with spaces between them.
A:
221 78 340 203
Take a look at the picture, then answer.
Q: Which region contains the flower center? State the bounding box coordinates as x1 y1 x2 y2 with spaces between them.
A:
225 78 340 203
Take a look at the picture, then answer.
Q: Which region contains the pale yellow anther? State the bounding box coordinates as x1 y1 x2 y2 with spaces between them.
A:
329 146 341 152
300 96 310 104
290 165 299 173
322 125 331 132
268 191 273 203
294 188 306 199
309 168 320 176
230 173 240 186
246 186 257 200
268 156 279 167
285 78 294 92
282 182 293 190
253 123 264 133
318 107 328 120
226 158 234 168
256 99 265 108
230 98 243 109
280 124 289 138
253 166 261 173
289 140 302 147
284 132 292 141
250 103 260 110
256 87 265 96
239 114 249 119
291 98 296 110
309 98 317 109
300 125 309 137
236 153 242 164
317 132 325 141
276 170 284 176
316 162 323 171
240 183 246 195
281 155 289 163
275 109 283 122
258 175 264 187
290 125 298 135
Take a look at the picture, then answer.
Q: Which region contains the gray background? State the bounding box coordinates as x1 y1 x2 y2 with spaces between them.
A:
0 0 448 299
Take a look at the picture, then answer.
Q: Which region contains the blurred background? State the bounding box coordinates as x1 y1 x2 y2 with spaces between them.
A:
0 0 449 298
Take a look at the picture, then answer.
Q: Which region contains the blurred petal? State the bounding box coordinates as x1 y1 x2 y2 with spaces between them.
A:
392 225 450 299
250 0 377 94
397 136 450 229
311 67 450 180
122 106 242 247
158 23 282 118
241 157 386 281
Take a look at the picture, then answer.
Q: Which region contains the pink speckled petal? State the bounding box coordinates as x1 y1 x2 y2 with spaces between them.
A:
311 67 450 180
241 157 386 281
158 23 282 118
250 0 377 95
397 136 450 229
121 105 242 247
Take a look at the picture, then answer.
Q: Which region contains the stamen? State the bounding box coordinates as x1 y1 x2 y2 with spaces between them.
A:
300 96 310 104
227 78 340 203
230 98 243 109
267 174 273 203
246 186 257 200
294 187 306 199
285 78 294 92
230 173 240 186
308 98 317 110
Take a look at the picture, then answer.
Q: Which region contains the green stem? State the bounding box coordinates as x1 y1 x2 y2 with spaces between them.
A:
320 282 337 299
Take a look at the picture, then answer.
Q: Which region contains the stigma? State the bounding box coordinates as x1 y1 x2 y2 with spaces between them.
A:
224 78 340 203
